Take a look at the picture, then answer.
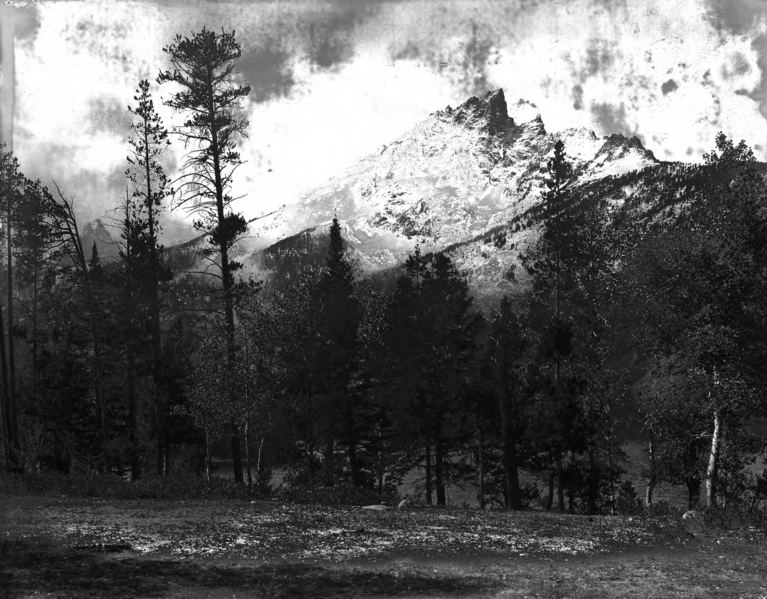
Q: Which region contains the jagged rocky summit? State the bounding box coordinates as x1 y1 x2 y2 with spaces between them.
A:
242 88 660 305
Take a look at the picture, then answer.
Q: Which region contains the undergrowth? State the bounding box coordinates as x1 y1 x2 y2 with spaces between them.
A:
0 471 263 500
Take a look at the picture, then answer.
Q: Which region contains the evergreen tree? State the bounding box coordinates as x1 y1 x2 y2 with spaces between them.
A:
388 248 478 505
158 27 251 483
486 296 529 509
125 78 174 476
317 218 359 486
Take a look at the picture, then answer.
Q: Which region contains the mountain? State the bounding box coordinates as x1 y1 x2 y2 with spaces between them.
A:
81 218 120 261
242 88 662 305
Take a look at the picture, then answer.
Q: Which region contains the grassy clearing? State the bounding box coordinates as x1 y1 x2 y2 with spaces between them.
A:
1 496 766 598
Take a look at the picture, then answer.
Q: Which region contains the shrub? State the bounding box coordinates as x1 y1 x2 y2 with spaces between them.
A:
277 481 400 506
0 471 256 500
643 500 677 517
616 480 642 515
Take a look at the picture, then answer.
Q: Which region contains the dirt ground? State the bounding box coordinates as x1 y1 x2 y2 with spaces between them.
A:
1 496 766 598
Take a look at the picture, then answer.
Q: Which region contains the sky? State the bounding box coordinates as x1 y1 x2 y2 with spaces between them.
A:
1 0 766 243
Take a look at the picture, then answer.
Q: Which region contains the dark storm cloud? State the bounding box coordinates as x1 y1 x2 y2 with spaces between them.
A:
661 79 678 95
87 96 133 137
304 3 379 70
239 40 295 103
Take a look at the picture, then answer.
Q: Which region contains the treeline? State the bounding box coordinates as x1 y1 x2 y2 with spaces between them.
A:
1 28 766 514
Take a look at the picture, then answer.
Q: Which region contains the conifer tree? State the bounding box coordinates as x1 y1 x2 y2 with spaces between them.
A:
125 78 173 475
49 185 112 472
487 296 529 509
158 27 252 483
317 218 360 486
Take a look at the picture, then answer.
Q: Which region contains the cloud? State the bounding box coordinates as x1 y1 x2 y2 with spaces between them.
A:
704 0 767 123
239 40 296 103
590 101 639 138
388 18 498 98
572 84 584 110
703 0 766 36
87 95 133 137
750 33 767 121
303 4 377 71
581 38 616 79
661 79 678 95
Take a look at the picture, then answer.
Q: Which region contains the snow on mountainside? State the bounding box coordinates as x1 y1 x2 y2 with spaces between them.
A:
244 88 660 302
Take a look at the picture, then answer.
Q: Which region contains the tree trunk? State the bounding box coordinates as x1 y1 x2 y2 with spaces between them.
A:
323 434 334 487
0 373 7 470
425 444 432 505
307 438 315 490
687 476 701 510
478 419 485 511
204 425 212 488
31 264 38 392
143 122 166 481
646 435 656 507
587 448 598 515
556 455 565 513
256 436 264 488
86 291 110 474
435 436 446 506
706 409 722 508
245 415 252 491
5 205 19 472
499 393 522 510
127 362 139 480
346 401 360 487
546 471 554 511
504 428 522 510
231 417 243 484
0 289 10 470
156 432 165 476
163 440 170 475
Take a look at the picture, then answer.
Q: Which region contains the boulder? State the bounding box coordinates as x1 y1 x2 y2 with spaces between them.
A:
682 510 701 520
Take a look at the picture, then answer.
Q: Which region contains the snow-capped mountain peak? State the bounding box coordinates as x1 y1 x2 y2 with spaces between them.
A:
238 89 663 300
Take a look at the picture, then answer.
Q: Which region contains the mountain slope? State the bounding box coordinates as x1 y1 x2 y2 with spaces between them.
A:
244 88 662 302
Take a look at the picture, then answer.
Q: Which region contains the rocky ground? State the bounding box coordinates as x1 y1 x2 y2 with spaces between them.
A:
1 496 766 598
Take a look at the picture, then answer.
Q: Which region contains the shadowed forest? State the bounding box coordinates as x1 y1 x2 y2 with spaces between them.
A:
0 26 766 517
0 21 767 599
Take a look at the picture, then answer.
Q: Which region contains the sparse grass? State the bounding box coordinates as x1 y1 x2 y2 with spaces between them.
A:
1 494 766 597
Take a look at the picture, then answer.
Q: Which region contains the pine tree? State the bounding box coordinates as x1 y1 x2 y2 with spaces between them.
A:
125 78 173 476
487 296 529 510
317 218 360 486
0 144 22 471
158 27 251 483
